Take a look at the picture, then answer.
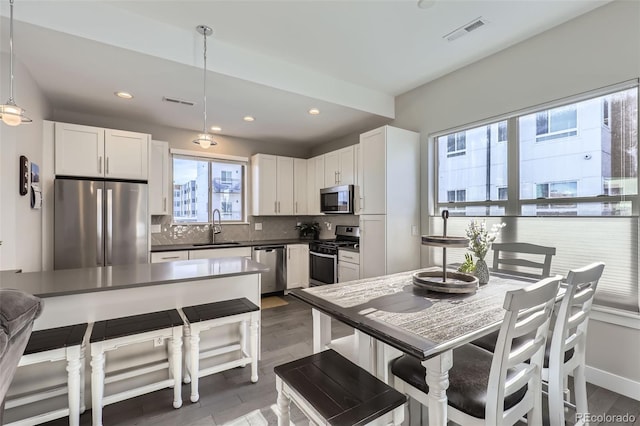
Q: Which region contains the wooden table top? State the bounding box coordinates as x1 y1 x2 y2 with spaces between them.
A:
291 268 540 360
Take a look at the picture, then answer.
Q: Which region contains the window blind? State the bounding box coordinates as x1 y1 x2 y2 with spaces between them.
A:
428 216 639 313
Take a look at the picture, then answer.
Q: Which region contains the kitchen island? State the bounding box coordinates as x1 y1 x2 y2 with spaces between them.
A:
1 257 268 423
0 257 268 330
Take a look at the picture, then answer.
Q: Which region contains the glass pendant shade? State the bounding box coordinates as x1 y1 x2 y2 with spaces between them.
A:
1 0 31 127
193 133 213 149
0 102 31 126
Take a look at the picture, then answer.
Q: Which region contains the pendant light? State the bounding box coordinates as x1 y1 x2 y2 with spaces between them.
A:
192 25 215 148
0 0 31 126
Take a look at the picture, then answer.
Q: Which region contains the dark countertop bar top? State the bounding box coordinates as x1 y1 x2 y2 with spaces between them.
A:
0 257 269 298
150 239 311 252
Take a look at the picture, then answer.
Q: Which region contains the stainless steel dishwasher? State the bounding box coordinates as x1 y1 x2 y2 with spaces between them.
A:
251 245 286 295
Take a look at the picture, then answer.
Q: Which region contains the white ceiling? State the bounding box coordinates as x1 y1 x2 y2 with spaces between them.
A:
0 0 609 146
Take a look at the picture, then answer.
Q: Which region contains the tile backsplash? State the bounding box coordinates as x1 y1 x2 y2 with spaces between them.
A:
151 214 359 246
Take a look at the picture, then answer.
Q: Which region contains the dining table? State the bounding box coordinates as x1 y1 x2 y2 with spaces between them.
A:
290 267 544 426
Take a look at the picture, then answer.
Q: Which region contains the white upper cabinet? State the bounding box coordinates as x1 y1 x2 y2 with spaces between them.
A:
149 140 170 215
324 146 355 186
307 155 325 215
293 158 308 215
276 156 294 215
251 154 294 215
54 123 105 178
54 122 149 180
359 128 386 214
104 129 149 180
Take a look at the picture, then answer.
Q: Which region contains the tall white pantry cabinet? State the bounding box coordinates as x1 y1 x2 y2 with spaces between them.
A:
358 125 420 279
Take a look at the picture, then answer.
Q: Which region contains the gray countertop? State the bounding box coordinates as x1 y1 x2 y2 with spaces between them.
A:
0 257 269 298
150 239 311 252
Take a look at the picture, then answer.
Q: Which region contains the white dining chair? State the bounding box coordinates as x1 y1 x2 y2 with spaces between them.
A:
391 275 562 426
545 262 604 426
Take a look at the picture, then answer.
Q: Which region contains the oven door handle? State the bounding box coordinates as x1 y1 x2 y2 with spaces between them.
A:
309 251 337 259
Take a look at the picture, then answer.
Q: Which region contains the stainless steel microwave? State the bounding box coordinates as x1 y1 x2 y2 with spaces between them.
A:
320 184 354 214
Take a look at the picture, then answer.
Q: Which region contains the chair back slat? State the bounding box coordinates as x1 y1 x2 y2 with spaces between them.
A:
485 276 562 424
492 242 556 278
504 364 536 396
508 335 546 367
566 310 587 331
512 309 550 338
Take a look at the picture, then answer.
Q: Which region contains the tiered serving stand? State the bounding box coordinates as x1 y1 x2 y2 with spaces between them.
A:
413 210 479 293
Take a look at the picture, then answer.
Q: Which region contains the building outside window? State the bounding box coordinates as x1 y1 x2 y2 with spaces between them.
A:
437 85 637 217
172 156 246 223
535 105 578 142
437 120 508 216
446 132 467 157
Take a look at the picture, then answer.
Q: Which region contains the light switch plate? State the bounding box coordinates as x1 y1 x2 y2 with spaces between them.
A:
151 224 161 233
255 222 262 231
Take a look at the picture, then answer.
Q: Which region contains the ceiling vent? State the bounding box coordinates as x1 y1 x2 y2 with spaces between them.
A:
162 96 195 106
443 17 488 42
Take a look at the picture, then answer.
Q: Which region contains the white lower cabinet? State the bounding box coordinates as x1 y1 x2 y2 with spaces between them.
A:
286 244 309 289
189 247 252 260
150 251 189 263
338 250 360 283
359 215 387 279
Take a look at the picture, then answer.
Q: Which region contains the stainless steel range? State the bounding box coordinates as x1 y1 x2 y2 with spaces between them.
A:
309 225 359 286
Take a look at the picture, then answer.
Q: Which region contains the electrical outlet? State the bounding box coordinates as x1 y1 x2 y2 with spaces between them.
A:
151 224 161 233
412 225 418 236
255 222 262 231
154 337 164 347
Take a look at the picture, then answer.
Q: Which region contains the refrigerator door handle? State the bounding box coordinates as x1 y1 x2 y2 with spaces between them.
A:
96 188 103 266
106 188 113 265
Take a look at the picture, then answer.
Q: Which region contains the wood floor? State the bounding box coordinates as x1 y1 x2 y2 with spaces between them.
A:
41 295 638 426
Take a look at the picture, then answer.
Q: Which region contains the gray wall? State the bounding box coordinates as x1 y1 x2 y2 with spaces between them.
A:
0 54 52 272
393 0 640 395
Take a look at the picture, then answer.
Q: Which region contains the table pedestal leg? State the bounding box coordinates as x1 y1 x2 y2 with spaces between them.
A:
312 309 331 353
423 350 453 426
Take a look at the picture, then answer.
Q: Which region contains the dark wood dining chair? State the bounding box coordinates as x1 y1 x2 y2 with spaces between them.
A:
492 242 556 278
391 275 562 426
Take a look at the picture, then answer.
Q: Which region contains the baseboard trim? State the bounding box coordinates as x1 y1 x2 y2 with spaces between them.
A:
585 366 640 401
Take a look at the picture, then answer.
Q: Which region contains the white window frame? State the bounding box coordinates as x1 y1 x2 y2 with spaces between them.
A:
170 149 249 225
433 79 639 218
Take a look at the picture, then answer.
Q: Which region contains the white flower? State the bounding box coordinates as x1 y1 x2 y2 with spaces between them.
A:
465 220 505 260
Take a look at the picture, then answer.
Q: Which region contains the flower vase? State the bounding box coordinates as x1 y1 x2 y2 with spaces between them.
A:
475 259 490 285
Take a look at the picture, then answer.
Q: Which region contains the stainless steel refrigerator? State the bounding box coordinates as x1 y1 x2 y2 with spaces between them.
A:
54 178 149 270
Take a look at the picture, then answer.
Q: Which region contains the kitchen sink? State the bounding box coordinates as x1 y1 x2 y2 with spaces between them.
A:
192 242 241 247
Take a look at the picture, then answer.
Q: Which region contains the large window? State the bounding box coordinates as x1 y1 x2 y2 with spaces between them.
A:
172 155 246 223
436 84 638 217
432 81 640 313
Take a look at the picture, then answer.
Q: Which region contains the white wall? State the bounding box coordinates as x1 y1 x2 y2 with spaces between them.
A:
0 53 52 272
393 0 640 399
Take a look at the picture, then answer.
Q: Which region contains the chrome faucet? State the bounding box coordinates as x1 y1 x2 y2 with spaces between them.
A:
212 209 222 243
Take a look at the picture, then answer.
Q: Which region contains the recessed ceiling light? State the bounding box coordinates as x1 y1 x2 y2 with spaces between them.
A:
210 126 222 132
243 116 255 122
115 91 133 99
308 108 320 115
